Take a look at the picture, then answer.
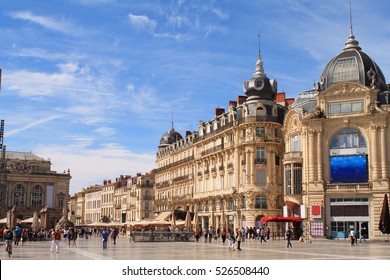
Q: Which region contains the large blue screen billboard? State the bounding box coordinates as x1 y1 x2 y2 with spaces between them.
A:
330 155 368 183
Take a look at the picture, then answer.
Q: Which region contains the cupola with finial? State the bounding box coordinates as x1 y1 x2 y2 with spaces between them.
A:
243 32 277 101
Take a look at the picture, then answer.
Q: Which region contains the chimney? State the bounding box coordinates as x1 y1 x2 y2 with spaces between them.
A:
237 95 247 105
215 107 225 117
186 131 192 137
228 101 237 107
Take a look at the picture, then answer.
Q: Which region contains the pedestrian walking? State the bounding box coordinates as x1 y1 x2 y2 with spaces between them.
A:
228 229 236 251
349 228 355 245
111 228 118 245
67 229 73 247
260 228 267 243
286 227 292 248
102 228 108 249
72 228 78 247
266 227 270 240
221 227 227 245
353 228 359 245
235 229 242 251
360 227 367 243
50 229 61 253
208 227 213 243
204 227 209 243
14 226 21 246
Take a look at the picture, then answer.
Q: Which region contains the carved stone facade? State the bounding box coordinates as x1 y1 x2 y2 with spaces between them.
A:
0 151 71 229
154 52 292 231
283 29 390 240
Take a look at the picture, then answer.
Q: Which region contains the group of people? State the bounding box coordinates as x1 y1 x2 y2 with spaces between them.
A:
349 227 366 245
193 225 274 252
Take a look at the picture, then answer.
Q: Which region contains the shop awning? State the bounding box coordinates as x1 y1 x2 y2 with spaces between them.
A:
154 210 173 221
260 216 304 223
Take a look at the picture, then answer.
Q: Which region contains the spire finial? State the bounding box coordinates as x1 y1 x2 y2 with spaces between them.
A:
253 30 265 78
171 109 174 129
349 1 353 37
343 2 361 51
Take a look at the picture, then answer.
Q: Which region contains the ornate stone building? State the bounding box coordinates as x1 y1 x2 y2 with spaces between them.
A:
0 151 71 229
283 27 390 240
127 173 155 222
155 52 293 231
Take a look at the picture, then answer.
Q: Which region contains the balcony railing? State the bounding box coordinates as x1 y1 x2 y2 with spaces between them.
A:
254 158 267 164
325 183 370 191
172 175 189 183
238 115 283 125
283 151 303 161
201 144 224 156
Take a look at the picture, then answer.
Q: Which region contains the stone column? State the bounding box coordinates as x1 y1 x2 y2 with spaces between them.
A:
380 126 388 179
308 130 315 181
245 148 250 184
371 125 378 181
249 148 254 184
317 130 323 181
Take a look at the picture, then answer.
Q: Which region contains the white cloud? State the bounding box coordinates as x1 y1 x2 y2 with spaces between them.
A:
211 8 229 20
35 144 156 194
94 127 116 137
5 70 78 97
128 13 157 32
10 11 76 35
58 62 81 74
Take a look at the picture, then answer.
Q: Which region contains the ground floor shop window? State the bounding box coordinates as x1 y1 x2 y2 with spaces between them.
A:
310 221 324 236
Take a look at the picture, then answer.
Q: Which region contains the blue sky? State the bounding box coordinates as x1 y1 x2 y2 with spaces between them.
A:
1 0 389 195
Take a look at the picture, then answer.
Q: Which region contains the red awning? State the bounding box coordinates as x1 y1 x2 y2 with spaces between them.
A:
260 216 304 223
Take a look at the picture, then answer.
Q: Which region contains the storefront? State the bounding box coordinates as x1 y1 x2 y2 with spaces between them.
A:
329 197 369 239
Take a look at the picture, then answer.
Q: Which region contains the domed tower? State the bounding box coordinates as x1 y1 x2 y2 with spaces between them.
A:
319 23 386 91
243 51 278 102
159 126 183 149
241 51 282 119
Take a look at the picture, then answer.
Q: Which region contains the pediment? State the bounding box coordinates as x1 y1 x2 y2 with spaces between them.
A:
321 82 369 100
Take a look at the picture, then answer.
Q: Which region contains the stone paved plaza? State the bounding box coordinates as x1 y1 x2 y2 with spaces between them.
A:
1 235 390 260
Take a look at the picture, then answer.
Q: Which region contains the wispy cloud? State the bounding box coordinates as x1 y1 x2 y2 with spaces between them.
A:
128 13 157 32
6 70 79 97
6 114 65 137
9 11 77 35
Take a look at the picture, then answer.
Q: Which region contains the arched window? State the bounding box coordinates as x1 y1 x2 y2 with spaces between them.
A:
331 128 366 149
31 185 43 207
14 184 25 206
330 128 368 183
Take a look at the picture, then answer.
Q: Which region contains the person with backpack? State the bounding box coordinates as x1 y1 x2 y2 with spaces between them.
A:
14 226 21 246
50 229 61 253
4 227 14 257
102 228 108 249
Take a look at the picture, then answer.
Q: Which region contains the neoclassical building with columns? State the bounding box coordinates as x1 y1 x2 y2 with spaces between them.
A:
0 151 71 229
154 26 390 240
155 51 292 232
283 27 390 240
